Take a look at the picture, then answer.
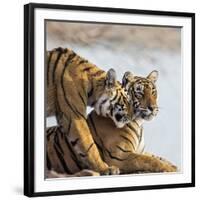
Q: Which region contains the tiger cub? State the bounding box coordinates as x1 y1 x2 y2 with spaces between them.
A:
87 70 177 174
46 47 132 175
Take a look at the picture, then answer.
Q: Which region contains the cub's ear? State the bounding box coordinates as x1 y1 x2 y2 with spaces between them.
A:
122 71 134 89
147 70 159 83
105 68 117 89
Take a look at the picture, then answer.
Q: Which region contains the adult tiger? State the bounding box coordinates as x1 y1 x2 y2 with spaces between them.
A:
87 70 177 173
46 47 133 175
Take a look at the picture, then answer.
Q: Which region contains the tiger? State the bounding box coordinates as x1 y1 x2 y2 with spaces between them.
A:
87 112 177 174
46 47 133 175
46 70 177 178
87 70 178 174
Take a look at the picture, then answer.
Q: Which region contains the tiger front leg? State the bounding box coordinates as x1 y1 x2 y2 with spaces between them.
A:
61 117 120 175
118 153 177 174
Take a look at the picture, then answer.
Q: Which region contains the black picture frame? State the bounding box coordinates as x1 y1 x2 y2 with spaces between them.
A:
24 3 195 197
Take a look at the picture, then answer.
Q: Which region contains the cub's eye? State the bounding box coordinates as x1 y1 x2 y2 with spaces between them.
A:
117 104 124 111
116 105 122 111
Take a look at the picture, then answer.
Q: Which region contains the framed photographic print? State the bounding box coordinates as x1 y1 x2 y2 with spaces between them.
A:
24 3 195 197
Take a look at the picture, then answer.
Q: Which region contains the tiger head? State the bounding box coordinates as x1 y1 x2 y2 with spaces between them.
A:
122 70 159 121
95 68 133 128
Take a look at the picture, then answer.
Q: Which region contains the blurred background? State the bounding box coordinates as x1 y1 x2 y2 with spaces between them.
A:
46 21 182 169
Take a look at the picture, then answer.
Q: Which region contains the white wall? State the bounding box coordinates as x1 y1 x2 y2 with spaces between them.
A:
0 0 199 199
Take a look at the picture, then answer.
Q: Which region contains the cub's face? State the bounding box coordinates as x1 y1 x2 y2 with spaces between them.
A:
95 69 132 128
108 87 132 128
122 70 159 121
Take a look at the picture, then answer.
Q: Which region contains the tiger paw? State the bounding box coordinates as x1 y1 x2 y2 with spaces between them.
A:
164 164 178 172
101 166 120 175
76 169 100 176
158 158 178 172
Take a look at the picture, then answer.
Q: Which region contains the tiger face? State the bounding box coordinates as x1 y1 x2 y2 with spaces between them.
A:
122 70 159 121
95 69 132 128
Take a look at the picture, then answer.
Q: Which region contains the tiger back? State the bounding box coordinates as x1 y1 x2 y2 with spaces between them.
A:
46 47 132 175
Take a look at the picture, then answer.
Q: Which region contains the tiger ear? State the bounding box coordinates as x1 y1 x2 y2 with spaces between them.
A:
147 70 159 83
122 71 134 89
105 68 117 89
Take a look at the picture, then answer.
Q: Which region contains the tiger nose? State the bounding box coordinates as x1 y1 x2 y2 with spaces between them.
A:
148 106 153 112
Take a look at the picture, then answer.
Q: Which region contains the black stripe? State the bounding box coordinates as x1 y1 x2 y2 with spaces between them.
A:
110 89 119 103
47 51 53 86
71 138 79 146
53 143 72 174
138 128 143 144
78 92 87 107
61 56 86 120
105 149 128 161
64 52 76 68
46 127 53 134
52 50 63 84
122 95 128 105
55 47 64 51
125 131 138 145
46 127 55 135
110 106 114 116
82 66 92 72
88 87 93 98
54 133 64 154
91 70 104 77
56 126 64 139
56 127 84 171
127 123 140 138
94 141 104 158
120 135 135 150
78 59 88 65
86 143 94 153
116 145 132 153
55 90 62 113
66 118 72 136
47 128 56 141
63 135 82 170
46 153 52 170
133 120 140 129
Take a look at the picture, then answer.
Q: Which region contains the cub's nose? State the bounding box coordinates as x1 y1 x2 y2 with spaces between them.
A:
148 106 153 112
